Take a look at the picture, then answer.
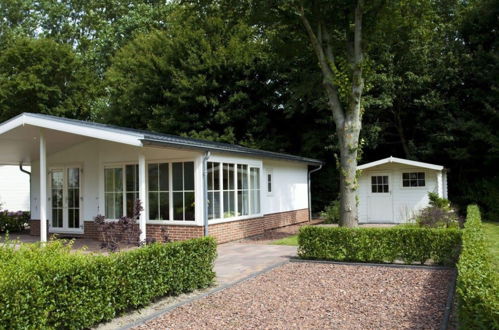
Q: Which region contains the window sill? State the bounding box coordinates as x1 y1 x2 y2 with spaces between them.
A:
146 220 199 226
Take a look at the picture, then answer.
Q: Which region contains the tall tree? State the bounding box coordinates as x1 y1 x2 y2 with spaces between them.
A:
0 38 96 121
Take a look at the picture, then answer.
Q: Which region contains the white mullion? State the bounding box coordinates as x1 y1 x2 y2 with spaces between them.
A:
247 166 251 216
122 165 126 218
182 162 185 221
169 162 173 221
220 163 224 220
234 163 238 218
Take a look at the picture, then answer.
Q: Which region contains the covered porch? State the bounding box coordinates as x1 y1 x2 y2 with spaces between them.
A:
0 113 204 243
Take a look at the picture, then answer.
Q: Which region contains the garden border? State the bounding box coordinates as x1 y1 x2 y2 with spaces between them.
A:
119 260 289 330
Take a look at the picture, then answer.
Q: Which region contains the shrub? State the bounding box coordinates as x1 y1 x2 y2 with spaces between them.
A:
298 226 461 266
413 192 461 228
0 237 217 329
428 192 451 209
456 205 499 329
0 210 30 233
320 200 340 224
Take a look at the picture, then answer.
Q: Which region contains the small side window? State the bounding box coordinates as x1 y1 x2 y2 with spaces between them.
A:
266 169 273 194
402 172 425 187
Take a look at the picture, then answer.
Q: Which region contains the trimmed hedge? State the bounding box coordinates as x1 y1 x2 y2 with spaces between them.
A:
298 226 461 266
456 205 499 329
0 237 217 329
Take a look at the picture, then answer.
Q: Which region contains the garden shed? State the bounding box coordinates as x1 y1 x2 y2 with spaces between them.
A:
357 157 447 224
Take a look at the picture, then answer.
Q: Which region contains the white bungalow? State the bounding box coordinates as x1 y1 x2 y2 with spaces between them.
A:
0 113 322 243
357 157 447 224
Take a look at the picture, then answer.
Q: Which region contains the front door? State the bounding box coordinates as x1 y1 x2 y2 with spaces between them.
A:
49 167 82 233
367 173 394 223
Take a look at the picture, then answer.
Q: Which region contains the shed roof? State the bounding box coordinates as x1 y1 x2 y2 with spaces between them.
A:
357 156 444 171
0 113 322 165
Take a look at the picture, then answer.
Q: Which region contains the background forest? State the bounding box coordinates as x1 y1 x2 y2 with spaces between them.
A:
0 0 497 219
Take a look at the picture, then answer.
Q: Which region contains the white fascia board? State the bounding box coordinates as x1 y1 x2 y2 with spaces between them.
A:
22 114 143 146
357 156 443 171
0 115 25 135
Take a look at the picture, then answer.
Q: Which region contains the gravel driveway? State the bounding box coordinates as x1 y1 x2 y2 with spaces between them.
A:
134 262 454 329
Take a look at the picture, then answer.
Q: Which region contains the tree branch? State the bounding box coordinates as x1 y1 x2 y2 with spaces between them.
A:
298 6 345 126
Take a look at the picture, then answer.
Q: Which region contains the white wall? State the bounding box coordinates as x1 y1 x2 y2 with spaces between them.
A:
358 163 441 223
0 165 30 211
262 160 309 214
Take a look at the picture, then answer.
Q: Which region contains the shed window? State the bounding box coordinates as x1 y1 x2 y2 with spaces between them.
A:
371 175 389 193
402 172 425 187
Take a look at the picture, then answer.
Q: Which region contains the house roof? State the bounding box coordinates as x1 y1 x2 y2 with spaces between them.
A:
357 156 444 171
0 113 322 165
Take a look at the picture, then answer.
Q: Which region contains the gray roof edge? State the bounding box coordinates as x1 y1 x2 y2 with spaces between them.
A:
142 138 323 165
5 112 322 165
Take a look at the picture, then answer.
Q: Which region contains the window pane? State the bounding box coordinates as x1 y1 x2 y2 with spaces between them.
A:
172 163 183 191
173 192 183 220
160 192 169 220
383 176 388 184
159 163 169 191
115 192 123 218
213 163 220 190
237 165 248 189
223 191 235 217
184 162 194 190
418 172 425 180
149 192 159 220
238 190 249 216
268 174 272 192
250 168 260 190
115 168 123 192
105 193 114 219
383 185 389 193
250 190 260 214
148 164 158 191
126 165 137 191
68 168 79 189
184 192 195 221
208 192 215 220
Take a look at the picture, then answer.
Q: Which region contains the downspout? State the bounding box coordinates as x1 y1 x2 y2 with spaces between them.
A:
202 151 211 237
308 164 323 221
20 162 31 213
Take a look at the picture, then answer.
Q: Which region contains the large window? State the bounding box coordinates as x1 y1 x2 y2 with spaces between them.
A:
402 172 425 187
172 162 195 221
208 161 260 221
104 167 123 219
148 163 169 220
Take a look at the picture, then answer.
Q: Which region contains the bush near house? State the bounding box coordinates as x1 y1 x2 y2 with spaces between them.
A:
0 210 30 233
298 226 461 266
456 205 499 329
0 237 217 329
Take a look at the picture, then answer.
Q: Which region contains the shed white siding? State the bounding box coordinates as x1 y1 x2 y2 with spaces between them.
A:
0 165 30 211
358 162 443 223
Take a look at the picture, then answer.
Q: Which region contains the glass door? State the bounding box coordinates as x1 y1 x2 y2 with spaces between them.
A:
49 167 82 233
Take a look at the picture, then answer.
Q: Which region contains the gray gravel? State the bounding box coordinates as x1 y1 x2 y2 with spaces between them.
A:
135 262 453 329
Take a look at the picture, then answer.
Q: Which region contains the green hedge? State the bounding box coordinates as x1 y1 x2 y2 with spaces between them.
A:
0 237 217 329
456 205 499 329
298 226 461 265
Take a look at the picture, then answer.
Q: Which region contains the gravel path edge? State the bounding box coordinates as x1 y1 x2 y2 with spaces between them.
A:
119 260 290 330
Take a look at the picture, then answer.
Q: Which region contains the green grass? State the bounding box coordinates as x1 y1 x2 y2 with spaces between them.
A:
483 221 499 272
272 235 298 246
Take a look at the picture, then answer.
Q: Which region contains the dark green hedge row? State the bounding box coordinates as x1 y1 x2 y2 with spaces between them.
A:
0 237 217 329
456 205 499 329
298 226 461 265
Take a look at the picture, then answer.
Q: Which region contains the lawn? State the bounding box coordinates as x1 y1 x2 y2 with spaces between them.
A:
483 221 499 272
272 235 298 246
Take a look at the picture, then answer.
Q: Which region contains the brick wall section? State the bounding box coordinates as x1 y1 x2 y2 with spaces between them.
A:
209 208 309 244
29 208 309 244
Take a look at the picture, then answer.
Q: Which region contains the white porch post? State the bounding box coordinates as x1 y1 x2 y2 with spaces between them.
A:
138 153 147 243
39 129 47 242
436 171 443 198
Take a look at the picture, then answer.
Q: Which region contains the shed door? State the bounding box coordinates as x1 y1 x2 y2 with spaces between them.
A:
367 173 394 223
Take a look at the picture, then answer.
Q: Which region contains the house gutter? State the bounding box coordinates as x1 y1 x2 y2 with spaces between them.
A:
308 164 323 221
20 162 31 213
202 151 211 237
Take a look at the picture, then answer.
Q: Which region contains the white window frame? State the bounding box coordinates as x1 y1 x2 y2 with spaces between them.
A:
145 158 198 225
401 170 427 189
103 162 138 221
207 158 263 225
